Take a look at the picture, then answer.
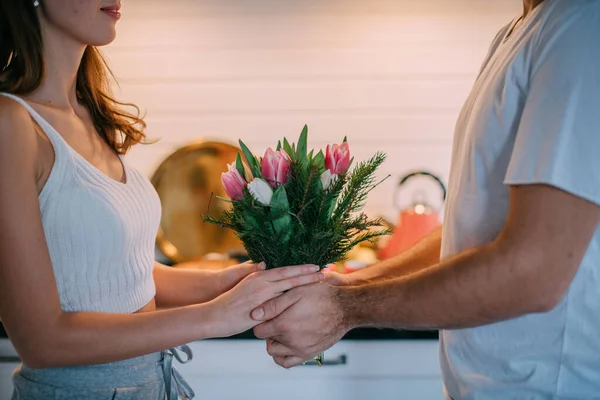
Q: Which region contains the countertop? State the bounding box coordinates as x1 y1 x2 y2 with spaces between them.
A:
225 327 438 340
0 322 437 341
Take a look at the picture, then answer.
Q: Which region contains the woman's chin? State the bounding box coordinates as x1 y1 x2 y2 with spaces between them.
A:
78 29 117 48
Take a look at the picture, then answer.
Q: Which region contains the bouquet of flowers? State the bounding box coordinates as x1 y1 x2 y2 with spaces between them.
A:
206 125 390 271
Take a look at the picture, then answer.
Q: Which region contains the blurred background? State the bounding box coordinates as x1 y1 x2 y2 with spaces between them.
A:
110 0 517 221
107 0 521 270
0 0 523 398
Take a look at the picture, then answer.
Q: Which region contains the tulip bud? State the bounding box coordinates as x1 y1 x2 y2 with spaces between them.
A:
248 178 274 206
261 148 291 189
325 142 350 175
320 170 338 191
221 163 247 200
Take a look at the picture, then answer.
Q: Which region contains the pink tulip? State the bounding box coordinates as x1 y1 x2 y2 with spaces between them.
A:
261 148 291 189
325 142 350 175
221 163 246 200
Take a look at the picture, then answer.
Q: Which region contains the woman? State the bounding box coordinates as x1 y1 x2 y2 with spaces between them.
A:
0 0 323 399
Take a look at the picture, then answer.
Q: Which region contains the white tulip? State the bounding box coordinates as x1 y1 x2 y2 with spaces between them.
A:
248 178 273 205
320 170 338 190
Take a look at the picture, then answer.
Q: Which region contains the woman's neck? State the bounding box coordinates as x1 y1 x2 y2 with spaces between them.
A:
28 17 86 110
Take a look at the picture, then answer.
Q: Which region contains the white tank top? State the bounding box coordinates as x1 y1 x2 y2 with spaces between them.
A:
1 93 160 313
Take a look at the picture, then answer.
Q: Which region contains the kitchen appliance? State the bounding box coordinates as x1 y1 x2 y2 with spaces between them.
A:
378 171 446 260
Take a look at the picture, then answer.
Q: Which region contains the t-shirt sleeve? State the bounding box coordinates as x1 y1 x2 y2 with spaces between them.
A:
504 8 600 206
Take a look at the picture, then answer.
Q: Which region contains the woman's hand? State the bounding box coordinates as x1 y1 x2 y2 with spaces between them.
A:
323 270 354 286
215 261 266 294
153 261 265 308
207 264 324 338
323 269 370 287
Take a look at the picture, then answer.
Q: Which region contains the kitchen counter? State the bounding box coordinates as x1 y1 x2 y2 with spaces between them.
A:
0 322 437 341
225 328 438 340
0 335 443 400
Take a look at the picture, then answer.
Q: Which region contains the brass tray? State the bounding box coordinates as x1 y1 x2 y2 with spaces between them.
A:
150 140 244 264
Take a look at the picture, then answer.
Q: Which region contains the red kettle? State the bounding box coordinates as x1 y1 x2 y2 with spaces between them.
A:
378 171 446 260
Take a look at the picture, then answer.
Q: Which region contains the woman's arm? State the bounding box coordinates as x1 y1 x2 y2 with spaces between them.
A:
26 263 321 369
0 100 323 369
153 261 261 308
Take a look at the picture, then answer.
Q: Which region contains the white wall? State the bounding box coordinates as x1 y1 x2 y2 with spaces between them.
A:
106 0 521 222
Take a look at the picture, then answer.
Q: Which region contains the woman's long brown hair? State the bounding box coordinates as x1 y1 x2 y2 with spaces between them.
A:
0 0 146 154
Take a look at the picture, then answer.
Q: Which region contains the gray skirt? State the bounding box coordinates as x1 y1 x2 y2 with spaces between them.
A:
11 346 195 400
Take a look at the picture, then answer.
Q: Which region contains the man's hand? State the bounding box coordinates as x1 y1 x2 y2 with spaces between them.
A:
251 282 350 368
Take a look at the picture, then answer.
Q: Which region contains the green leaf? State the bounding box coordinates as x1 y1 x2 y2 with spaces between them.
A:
276 140 282 151
272 213 292 241
270 185 290 212
313 150 325 172
269 186 292 241
243 210 262 230
235 153 246 180
323 197 336 220
307 149 314 162
297 124 308 160
282 138 293 158
239 140 261 179
343 136 348 143
278 217 294 244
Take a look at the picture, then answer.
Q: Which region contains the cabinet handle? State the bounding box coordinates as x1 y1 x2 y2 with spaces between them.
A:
300 354 347 366
0 356 20 363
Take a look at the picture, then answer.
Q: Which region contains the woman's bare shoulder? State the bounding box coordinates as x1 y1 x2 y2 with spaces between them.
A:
0 94 34 121
0 96 39 153
0 96 40 176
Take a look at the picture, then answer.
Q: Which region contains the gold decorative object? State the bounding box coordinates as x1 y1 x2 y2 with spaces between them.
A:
150 140 245 264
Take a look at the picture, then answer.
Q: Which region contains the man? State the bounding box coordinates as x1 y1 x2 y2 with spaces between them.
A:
250 0 600 398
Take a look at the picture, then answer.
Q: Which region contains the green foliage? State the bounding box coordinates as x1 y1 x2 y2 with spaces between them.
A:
235 153 246 180
239 139 261 179
205 126 391 269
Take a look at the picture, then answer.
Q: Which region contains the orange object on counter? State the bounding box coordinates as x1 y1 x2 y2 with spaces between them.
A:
378 171 446 260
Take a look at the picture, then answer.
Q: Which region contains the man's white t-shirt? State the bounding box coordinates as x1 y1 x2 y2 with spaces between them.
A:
440 0 600 398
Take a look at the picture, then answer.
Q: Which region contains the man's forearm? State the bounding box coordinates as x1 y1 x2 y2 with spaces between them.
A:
348 227 442 284
340 240 555 331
